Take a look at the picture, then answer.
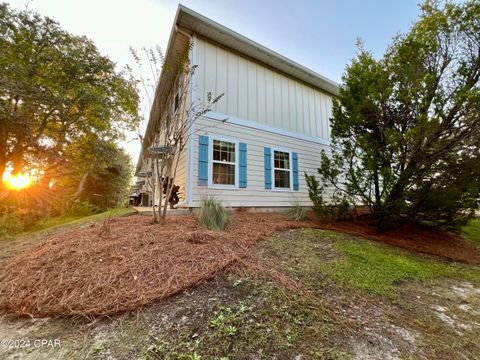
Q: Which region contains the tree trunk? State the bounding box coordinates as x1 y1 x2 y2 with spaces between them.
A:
72 172 89 200
150 162 158 223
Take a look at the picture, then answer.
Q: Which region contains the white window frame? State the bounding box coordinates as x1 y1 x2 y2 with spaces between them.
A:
271 147 293 192
208 135 239 189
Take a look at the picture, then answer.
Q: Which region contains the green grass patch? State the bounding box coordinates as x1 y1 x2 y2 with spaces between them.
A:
328 238 480 296
257 229 480 298
462 219 480 248
17 208 135 238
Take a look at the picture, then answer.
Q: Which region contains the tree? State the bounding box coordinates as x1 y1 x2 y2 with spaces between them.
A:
308 0 480 229
131 45 223 223
0 3 139 180
53 136 133 213
0 3 139 223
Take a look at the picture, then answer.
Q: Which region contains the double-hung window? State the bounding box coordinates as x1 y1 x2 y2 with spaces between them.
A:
273 150 291 189
212 139 236 186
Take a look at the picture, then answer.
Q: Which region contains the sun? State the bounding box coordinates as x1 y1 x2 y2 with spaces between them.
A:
2 172 32 191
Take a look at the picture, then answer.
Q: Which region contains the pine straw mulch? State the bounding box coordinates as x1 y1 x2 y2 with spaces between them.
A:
318 218 480 266
0 212 317 318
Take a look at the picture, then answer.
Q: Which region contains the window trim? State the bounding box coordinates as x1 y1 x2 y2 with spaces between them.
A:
208 135 239 189
271 147 293 192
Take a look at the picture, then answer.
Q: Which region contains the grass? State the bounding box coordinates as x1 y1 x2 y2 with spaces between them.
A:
197 197 230 230
286 201 308 221
22 208 135 235
328 237 480 296
257 229 480 297
142 222 480 359
142 277 338 360
3 223 480 359
0 208 136 244
462 218 480 248
0 207 137 262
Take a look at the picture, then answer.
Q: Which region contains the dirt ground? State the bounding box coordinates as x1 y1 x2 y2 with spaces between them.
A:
0 256 478 359
0 213 479 359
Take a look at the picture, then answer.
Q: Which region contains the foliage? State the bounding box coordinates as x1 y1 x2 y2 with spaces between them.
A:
0 4 138 222
0 207 135 239
197 197 230 231
462 219 480 248
309 0 480 229
305 174 350 220
260 228 480 298
0 3 138 176
286 200 308 221
0 212 22 238
327 234 480 296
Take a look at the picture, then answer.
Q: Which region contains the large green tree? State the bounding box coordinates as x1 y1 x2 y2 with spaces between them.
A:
0 3 139 179
308 0 480 229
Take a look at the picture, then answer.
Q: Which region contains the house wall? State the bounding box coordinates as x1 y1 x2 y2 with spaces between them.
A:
174 146 188 202
194 37 333 141
190 116 331 207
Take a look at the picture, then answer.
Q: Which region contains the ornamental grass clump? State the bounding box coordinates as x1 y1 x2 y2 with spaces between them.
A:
197 197 231 230
287 200 308 221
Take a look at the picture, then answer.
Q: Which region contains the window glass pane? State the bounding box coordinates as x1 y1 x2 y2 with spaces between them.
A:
274 151 289 169
274 169 290 188
213 140 235 163
213 163 235 185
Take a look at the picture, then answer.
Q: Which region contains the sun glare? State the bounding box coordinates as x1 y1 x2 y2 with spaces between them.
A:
2 172 32 191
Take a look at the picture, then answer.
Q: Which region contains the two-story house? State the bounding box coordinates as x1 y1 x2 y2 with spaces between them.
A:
136 5 339 208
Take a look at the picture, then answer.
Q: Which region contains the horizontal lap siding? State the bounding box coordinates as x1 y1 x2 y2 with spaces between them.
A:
191 117 330 207
175 146 188 201
195 38 333 142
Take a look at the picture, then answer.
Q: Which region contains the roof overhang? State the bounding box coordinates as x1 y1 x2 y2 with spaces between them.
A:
136 5 340 175
176 5 339 96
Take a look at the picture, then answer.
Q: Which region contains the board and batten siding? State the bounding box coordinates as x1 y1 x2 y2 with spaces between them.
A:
191 117 330 207
194 37 333 141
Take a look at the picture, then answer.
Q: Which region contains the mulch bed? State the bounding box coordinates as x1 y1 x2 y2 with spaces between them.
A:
0 212 315 317
318 219 480 266
0 212 478 318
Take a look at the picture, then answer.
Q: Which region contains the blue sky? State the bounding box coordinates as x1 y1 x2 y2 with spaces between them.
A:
8 0 422 163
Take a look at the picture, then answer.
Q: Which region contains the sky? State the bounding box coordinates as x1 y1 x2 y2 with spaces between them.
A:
7 0 422 166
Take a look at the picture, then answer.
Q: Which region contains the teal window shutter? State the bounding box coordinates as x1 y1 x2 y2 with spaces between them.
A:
292 152 299 190
198 135 209 186
239 142 247 188
264 147 272 189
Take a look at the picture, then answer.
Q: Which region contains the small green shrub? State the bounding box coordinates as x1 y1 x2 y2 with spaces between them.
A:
0 209 46 238
197 197 230 230
68 201 99 217
287 201 307 221
305 173 350 220
0 212 22 238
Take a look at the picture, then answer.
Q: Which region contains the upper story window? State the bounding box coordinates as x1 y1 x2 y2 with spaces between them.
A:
273 150 291 189
212 139 236 186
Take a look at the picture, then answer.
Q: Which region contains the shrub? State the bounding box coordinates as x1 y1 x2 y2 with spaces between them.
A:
68 201 99 217
197 197 230 230
0 208 46 238
0 213 22 238
305 173 350 220
287 200 308 221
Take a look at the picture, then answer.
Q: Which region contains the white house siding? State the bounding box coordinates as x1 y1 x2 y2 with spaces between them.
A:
190 116 331 207
194 37 333 142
